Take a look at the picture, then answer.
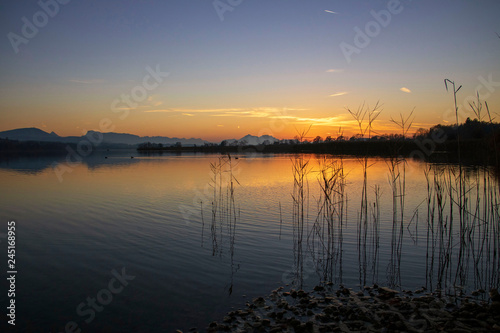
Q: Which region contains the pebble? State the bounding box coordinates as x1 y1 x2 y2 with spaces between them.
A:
314 285 325 292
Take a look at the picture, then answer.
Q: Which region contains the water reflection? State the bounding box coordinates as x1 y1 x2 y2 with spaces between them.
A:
424 164 500 295
0 150 220 175
0 154 63 174
0 150 141 174
282 154 499 296
201 154 240 295
308 156 347 287
1 152 498 332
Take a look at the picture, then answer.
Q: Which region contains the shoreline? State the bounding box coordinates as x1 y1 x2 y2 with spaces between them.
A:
193 285 500 332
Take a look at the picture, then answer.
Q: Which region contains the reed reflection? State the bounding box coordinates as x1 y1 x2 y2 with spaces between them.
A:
285 153 499 296
201 154 240 295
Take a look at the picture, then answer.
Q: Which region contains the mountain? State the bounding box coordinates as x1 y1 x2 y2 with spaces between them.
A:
241 134 278 145
222 134 279 146
0 128 278 147
84 131 207 146
0 127 60 142
0 128 207 147
85 131 143 145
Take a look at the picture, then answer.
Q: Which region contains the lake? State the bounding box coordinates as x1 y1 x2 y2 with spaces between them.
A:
0 150 498 332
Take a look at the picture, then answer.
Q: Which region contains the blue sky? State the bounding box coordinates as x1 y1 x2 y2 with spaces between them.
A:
1 0 499 140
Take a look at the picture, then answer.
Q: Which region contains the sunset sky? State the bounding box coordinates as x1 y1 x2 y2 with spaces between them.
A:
1 0 499 141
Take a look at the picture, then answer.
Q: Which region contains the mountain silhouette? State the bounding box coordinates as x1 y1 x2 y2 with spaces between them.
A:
0 127 60 142
222 134 279 146
0 127 280 147
0 128 207 146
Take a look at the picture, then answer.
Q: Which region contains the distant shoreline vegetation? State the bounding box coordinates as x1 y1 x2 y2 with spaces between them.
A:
0 139 72 156
137 119 500 166
1 119 499 166
0 139 134 156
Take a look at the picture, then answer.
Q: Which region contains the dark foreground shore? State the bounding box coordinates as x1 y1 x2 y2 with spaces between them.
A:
182 285 500 332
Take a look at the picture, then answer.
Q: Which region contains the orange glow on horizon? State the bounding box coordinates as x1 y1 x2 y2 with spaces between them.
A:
0 115 447 142
0 92 492 142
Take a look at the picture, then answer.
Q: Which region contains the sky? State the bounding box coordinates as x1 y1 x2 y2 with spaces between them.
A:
0 0 499 141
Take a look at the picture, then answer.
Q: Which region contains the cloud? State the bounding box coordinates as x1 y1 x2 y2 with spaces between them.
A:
329 92 348 97
144 105 370 131
325 10 338 14
284 114 361 129
400 87 412 93
326 69 344 73
144 108 239 113
175 108 246 113
211 110 271 118
143 107 309 119
210 107 310 119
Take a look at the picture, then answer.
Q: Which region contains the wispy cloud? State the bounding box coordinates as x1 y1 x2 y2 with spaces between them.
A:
400 87 412 93
329 92 348 97
144 108 240 113
285 114 362 128
325 10 338 14
326 69 344 73
143 105 380 132
143 107 309 120
178 108 246 113
211 110 271 118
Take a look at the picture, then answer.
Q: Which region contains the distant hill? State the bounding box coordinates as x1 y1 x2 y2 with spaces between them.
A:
0 128 207 147
0 127 60 142
0 127 280 147
86 131 207 146
222 134 279 146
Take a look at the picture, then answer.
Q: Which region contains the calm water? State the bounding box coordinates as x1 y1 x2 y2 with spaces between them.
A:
0 151 498 332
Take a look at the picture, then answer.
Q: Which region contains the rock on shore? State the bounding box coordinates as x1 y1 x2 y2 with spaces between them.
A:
199 285 500 332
